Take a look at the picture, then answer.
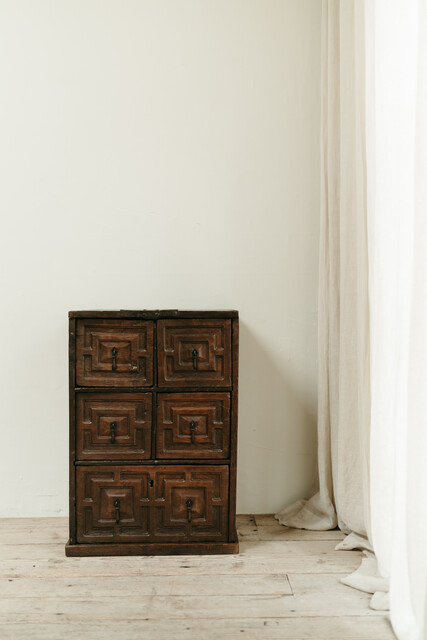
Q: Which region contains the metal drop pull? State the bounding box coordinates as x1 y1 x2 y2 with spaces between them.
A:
186 498 193 523
110 422 117 444
189 421 196 444
111 347 118 371
192 349 198 370
114 498 120 524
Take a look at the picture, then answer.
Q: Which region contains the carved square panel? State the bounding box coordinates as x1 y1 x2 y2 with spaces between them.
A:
157 320 232 387
151 465 229 541
76 467 151 543
156 393 230 458
76 320 154 387
76 393 152 460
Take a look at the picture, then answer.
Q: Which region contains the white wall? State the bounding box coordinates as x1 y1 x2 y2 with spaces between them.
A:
0 0 321 516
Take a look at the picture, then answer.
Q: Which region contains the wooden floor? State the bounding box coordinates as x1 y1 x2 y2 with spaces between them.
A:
0 515 396 639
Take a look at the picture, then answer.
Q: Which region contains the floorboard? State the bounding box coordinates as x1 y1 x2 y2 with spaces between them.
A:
0 516 396 639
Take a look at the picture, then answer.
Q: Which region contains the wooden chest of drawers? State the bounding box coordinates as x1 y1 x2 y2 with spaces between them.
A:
65 310 239 557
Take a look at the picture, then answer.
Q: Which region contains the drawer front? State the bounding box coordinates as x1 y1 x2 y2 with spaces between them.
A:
76 320 154 387
76 465 229 543
156 393 230 459
76 393 152 461
157 319 232 387
152 465 229 542
76 467 151 543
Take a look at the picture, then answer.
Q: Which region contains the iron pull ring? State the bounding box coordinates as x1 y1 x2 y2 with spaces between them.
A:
192 349 198 370
189 421 196 444
186 498 193 523
112 347 118 371
114 498 120 524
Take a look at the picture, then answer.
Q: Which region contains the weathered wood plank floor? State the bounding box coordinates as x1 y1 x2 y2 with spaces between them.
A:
0 515 396 639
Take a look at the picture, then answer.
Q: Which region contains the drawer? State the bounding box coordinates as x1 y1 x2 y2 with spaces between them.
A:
76 465 229 543
76 466 151 543
157 319 232 387
76 319 154 387
151 465 229 542
156 393 230 459
76 393 152 461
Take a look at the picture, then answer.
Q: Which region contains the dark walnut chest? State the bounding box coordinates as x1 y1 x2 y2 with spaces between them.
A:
66 310 239 557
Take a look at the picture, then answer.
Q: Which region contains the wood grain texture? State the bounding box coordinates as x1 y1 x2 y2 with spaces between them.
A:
69 310 239 319
0 553 365 576
228 316 239 540
156 392 230 459
68 317 76 544
157 319 232 387
65 540 239 557
76 319 154 387
76 393 152 460
1 594 296 622
287 573 385 617
74 459 231 466
1 545 361 572
69 310 239 557
0 515 396 640
0 574 293 598
0 518 68 544
238 539 355 557
258 526 345 541
75 465 230 545
0 618 396 640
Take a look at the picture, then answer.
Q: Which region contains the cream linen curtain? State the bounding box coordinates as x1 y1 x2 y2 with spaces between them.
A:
276 0 371 537
275 2 427 638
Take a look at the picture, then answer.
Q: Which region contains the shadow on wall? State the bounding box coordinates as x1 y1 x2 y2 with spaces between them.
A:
236 321 318 514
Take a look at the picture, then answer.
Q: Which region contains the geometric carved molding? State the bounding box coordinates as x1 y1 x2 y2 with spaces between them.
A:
67 310 239 557
76 465 229 543
76 320 154 387
156 393 230 459
151 466 229 541
76 393 152 460
76 467 151 543
157 319 231 387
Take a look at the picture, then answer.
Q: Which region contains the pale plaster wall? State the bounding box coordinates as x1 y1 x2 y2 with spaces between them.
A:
0 0 321 516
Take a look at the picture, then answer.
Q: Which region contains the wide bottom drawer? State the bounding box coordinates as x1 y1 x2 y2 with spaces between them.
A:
76 465 229 544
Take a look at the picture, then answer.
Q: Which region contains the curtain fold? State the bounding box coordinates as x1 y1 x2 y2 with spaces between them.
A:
276 1 427 638
276 0 371 538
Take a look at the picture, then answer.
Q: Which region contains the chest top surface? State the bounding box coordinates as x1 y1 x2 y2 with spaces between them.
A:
69 310 238 319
